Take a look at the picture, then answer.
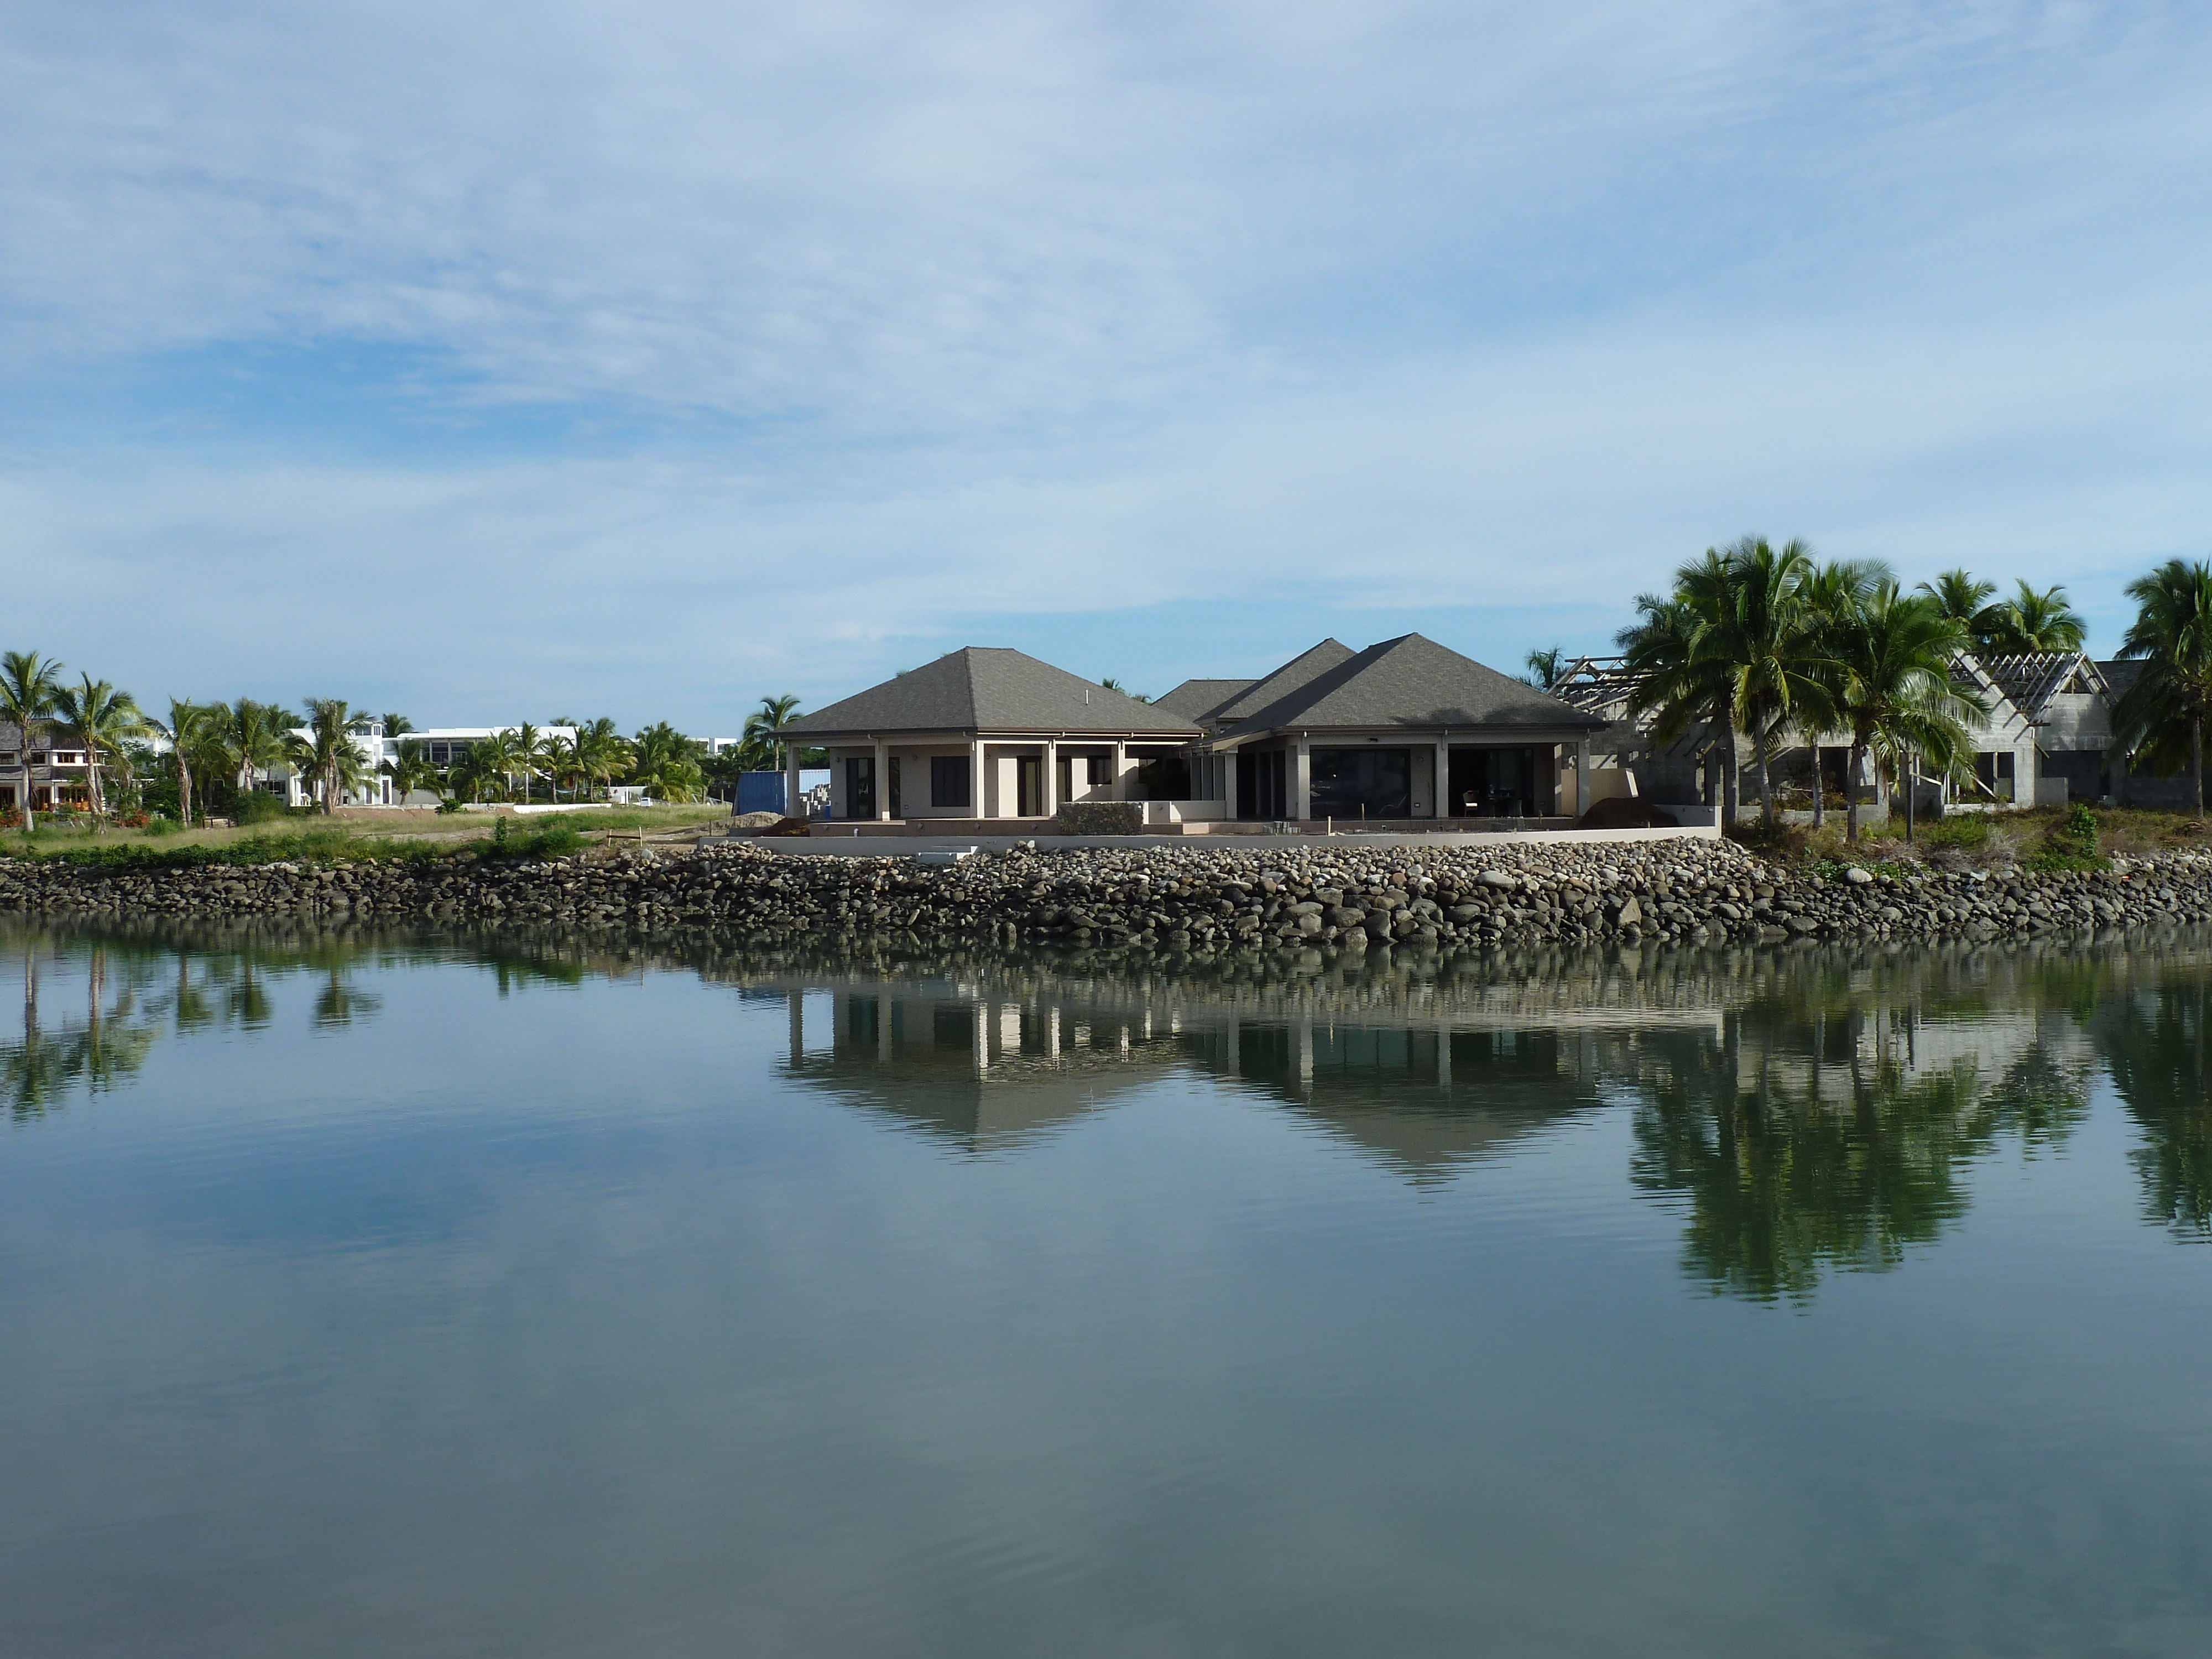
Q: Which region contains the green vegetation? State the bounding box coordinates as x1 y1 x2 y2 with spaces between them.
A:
1619 540 1983 838
2110 558 2212 819
1918 569 2089 656
2029 802 2106 873
1 639 819 829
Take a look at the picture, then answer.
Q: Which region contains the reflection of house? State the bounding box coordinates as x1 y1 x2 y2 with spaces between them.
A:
1182 1020 1606 1181
779 983 1189 1149
773 973 1713 1179
780 634 1606 827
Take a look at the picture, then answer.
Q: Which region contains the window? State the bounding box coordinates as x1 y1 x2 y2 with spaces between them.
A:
930 754 971 810
1311 748 1412 819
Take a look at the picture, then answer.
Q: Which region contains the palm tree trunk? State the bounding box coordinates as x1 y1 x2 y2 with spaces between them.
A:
1755 723 1775 830
1717 696 1739 827
1904 749 1917 843
1846 740 1865 842
1811 745 1825 830
2195 718 2204 821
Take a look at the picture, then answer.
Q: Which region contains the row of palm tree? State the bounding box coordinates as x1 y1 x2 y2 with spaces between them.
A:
426 718 653 805
2 653 760 820
1619 540 1992 841
1615 543 2212 831
163 697 377 818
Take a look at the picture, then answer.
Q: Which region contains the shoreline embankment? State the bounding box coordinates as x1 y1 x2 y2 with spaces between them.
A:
6 834 2212 957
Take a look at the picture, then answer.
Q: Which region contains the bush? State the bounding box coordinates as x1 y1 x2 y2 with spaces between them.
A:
1724 818 1808 860
2030 802 2104 872
1054 802 1144 835
232 790 291 825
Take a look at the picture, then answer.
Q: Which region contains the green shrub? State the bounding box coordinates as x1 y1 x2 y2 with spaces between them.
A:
2030 802 2104 872
1920 814 1991 851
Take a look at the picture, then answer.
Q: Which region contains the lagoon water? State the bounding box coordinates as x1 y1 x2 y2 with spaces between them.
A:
4 920 2211 1657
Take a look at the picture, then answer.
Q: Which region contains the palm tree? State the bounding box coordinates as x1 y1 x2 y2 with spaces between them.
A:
460 729 520 804
1917 570 2002 653
1715 537 1825 830
380 713 415 741
288 698 372 814
630 722 707 802
1799 560 1890 828
1620 582 1741 822
2110 559 2212 820
383 738 439 807
159 699 207 825
1830 584 1987 842
510 722 549 804
0 650 65 832
1521 648 1569 692
742 696 804 771
573 718 634 801
1984 580 2089 655
1097 679 1150 704
223 699 299 802
50 676 152 817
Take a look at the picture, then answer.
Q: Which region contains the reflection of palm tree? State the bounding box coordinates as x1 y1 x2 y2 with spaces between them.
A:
1630 983 2091 1303
170 956 213 1032
2093 974 2212 1233
3 941 161 1115
312 964 382 1029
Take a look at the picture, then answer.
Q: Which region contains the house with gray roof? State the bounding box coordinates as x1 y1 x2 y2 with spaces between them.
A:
777 646 1201 822
778 634 1607 827
1186 632 1607 822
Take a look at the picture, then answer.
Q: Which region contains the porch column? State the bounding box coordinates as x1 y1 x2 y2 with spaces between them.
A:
1433 740 1449 819
1042 739 1058 818
969 738 986 818
1575 737 1590 820
1222 748 1239 819
873 737 890 821
1292 739 1311 822
785 745 803 817
1112 740 1128 800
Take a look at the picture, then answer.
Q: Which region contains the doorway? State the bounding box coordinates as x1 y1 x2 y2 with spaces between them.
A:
1447 747 1538 817
845 756 875 819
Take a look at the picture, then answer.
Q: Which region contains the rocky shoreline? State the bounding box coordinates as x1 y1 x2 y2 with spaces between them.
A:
6 834 2212 957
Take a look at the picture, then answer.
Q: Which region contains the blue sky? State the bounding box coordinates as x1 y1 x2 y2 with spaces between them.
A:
5 2 2211 730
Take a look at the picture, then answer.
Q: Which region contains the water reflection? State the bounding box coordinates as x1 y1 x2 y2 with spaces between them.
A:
2095 973 2212 1234
8 916 2210 1299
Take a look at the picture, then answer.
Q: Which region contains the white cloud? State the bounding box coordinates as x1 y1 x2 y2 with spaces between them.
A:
4 2 2212 718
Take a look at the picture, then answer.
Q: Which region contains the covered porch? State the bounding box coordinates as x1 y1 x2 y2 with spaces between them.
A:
793 734 1222 823
1206 732 1599 823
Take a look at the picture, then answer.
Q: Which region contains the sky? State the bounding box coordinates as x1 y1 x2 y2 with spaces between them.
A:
5 1 2211 732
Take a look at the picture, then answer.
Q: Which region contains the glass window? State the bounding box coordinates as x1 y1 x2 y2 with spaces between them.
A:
1310 748 1412 819
930 755 971 810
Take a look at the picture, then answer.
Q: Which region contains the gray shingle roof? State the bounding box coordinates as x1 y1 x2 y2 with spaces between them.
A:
782 648 1201 739
1227 633 1606 734
1152 678 1254 722
1210 639 1358 723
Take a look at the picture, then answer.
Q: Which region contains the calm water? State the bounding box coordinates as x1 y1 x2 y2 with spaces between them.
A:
5 920 2211 1658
